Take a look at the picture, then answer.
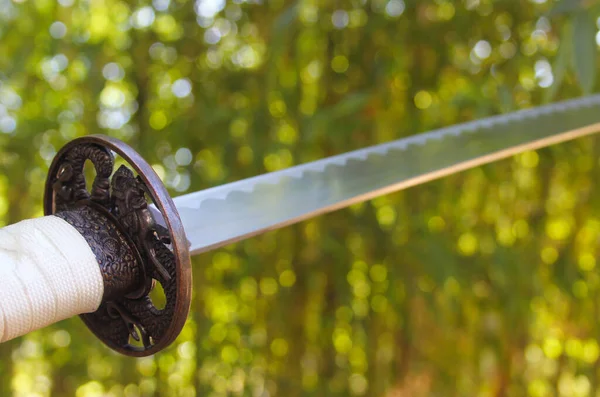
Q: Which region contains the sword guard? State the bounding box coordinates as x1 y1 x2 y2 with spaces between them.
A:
43 135 192 357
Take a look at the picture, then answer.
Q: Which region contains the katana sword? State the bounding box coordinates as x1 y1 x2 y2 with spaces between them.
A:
1 94 600 357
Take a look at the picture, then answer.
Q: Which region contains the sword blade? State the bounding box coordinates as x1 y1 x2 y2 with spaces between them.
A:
171 95 600 255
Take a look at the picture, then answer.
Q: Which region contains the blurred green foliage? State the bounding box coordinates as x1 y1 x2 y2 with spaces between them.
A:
1 0 600 396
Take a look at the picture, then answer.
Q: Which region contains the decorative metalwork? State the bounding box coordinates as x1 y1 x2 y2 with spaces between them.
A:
55 204 145 302
44 136 191 357
111 165 173 283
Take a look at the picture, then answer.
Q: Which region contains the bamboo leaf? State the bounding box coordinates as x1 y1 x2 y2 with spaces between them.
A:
309 92 370 123
543 23 572 103
548 0 587 16
571 10 597 94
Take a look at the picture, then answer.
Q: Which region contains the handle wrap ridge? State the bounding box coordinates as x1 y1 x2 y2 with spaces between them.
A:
0 215 104 343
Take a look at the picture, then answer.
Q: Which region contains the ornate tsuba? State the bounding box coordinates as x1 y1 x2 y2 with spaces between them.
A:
43 135 192 357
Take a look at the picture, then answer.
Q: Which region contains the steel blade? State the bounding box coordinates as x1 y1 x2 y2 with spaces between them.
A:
171 95 600 255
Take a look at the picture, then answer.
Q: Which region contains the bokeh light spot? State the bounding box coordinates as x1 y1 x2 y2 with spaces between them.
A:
414 90 432 109
332 10 349 29
543 338 562 359
541 246 558 264
271 338 289 357
279 270 296 287
385 0 405 18
578 252 596 271
49 21 67 39
172 78 192 98
260 277 278 296
458 233 478 256
102 63 125 81
331 55 349 73
473 40 492 60
132 6 156 29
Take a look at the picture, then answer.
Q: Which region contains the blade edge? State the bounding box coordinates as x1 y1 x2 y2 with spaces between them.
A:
172 95 600 255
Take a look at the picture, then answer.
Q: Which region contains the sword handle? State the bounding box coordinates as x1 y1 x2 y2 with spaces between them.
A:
0 135 191 357
0 215 104 343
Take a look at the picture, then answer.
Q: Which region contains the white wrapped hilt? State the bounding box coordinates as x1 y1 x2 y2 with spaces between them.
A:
0 215 104 343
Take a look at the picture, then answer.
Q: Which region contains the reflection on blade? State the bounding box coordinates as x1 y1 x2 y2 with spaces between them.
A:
172 95 600 255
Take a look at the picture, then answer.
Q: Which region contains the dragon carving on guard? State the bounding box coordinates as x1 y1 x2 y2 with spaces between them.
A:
50 143 178 352
111 165 172 282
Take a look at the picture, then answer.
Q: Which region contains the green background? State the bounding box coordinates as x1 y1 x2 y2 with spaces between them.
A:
1 0 600 395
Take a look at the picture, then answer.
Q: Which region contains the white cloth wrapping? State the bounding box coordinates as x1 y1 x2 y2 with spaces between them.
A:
0 215 104 342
